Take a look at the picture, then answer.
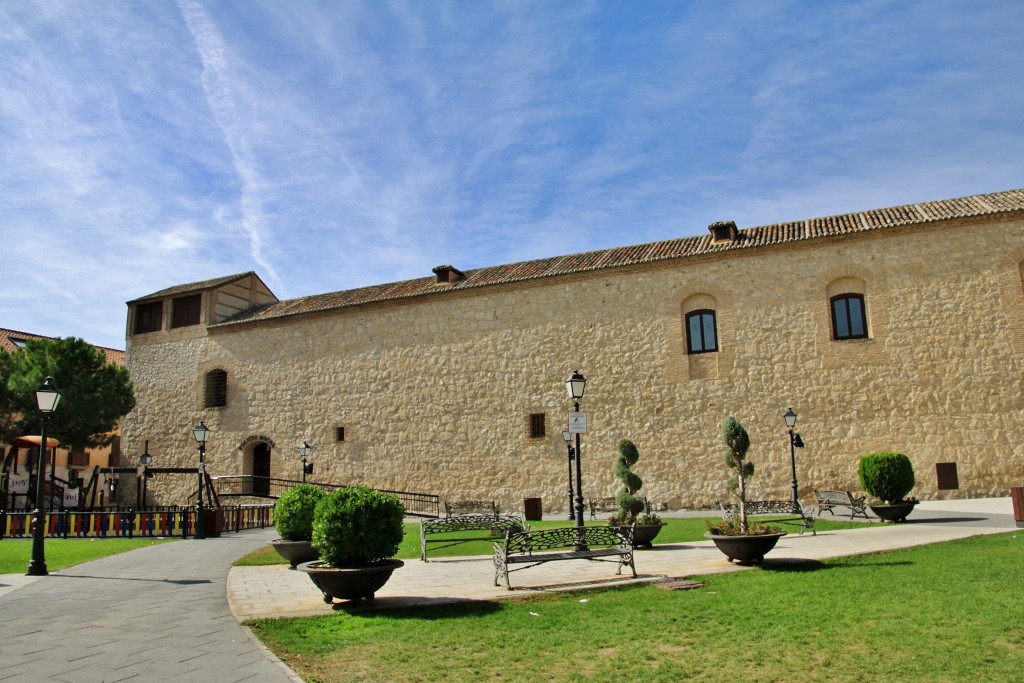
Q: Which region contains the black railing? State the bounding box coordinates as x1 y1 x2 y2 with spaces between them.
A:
210 476 440 517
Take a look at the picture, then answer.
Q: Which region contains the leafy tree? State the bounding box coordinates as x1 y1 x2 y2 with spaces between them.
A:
0 337 135 451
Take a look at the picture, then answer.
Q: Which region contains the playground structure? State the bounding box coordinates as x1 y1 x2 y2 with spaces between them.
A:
1 435 440 540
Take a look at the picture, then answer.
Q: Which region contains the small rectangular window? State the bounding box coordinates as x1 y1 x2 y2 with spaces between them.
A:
336 426 345 442
529 413 546 438
171 294 202 328
134 301 163 334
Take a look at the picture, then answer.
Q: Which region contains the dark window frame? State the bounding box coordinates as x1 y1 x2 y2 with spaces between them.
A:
204 369 228 408
336 426 345 442
134 301 163 335
685 309 719 354
830 293 869 340
171 294 202 329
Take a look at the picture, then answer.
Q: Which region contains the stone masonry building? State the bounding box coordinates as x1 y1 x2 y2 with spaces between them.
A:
122 188 1024 513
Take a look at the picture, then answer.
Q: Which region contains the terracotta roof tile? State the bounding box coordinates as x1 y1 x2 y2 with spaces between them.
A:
212 188 1024 329
0 328 124 365
128 271 259 304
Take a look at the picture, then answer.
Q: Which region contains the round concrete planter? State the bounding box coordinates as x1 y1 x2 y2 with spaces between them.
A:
298 559 404 603
271 539 319 569
869 501 918 523
631 523 667 548
704 530 787 565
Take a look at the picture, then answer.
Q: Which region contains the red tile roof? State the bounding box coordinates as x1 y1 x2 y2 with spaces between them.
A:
0 328 124 365
209 188 1024 328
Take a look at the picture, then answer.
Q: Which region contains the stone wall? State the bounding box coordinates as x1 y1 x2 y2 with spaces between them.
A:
123 213 1024 513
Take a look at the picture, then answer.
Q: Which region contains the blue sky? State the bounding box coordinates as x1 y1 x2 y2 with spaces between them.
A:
2 1 1022 351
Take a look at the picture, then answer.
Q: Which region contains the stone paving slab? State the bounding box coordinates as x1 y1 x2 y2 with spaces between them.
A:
0 528 302 682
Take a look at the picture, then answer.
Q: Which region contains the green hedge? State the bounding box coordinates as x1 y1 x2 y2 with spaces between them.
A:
312 486 405 566
858 452 915 504
274 484 326 541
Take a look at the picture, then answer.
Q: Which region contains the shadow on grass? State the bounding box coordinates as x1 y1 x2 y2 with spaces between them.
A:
330 597 503 619
760 558 914 572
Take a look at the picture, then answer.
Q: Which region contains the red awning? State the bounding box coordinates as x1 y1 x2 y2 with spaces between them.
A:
12 435 60 448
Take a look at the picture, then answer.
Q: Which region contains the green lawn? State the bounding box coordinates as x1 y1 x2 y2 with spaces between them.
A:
235 515 875 566
0 537 177 573
248 531 1024 682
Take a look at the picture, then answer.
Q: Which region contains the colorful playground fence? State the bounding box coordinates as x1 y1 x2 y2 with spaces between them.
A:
0 504 274 540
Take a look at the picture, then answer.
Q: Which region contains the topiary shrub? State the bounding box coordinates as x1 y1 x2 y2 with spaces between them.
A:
610 439 661 525
858 452 915 504
274 484 326 541
715 415 778 535
312 486 405 567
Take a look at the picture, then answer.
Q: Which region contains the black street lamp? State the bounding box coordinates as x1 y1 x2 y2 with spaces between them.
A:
784 408 804 509
298 441 312 483
27 376 61 576
139 442 153 508
560 429 575 521
565 370 587 548
192 421 210 539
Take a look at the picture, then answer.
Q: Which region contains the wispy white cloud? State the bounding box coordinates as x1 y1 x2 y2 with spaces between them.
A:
1 0 1022 349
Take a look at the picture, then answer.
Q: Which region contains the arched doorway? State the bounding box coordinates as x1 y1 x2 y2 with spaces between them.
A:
252 443 271 495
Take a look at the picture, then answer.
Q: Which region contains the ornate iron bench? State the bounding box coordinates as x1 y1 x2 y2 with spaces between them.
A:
814 490 869 519
720 500 816 535
588 497 618 519
493 525 636 589
420 512 525 561
444 500 499 517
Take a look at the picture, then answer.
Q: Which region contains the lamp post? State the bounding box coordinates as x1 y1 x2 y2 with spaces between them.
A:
27 376 61 576
298 441 312 483
192 421 210 539
561 429 575 521
784 408 804 509
139 442 153 508
565 371 587 548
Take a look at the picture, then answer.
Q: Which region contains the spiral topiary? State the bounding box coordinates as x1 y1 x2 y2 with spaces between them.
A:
858 452 915 504
613 439 646 524
312 486 405 567
274 483 326 541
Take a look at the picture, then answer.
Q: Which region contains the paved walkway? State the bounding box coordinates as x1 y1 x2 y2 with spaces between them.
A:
0 497 1017 682
227 497 1018 619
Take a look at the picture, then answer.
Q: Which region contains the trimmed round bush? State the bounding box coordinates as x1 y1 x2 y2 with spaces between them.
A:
274 484 326 541
858 452 915 504
312 486 405 567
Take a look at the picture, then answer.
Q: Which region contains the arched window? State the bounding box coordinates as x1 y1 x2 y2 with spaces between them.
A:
685 310 718 354
204 370 228 408
830 294 868 340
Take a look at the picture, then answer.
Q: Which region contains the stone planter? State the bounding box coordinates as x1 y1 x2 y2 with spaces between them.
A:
869 500 918 523
631 523 666 548
271 539 319 569
298 559 404 603
704 531 787 565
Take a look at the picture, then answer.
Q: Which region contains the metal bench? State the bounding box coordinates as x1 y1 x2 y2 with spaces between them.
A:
420 512 525 561
588 497 618 519
444 500 499 517
493 525 636 589
721 500 816 535
814 490 869 519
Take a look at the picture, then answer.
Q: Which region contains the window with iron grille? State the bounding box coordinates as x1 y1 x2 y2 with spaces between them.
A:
530 413 546 438
204 369 228 408
134 301 163 334
171 294 201 328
